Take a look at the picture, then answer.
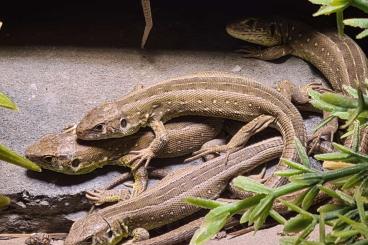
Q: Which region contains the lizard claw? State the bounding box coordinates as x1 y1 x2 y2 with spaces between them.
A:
127 148 155 170
85 188 131 206
235 47 261 58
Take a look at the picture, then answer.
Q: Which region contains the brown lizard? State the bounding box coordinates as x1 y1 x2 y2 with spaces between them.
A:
25 116 223 199
226 17 368 152
75 72 307 192
64 137 284 245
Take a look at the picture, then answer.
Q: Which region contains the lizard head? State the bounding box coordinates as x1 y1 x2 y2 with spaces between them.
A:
226 17 283 46
76 101 144 140
25 125 111 175
65 213 129 245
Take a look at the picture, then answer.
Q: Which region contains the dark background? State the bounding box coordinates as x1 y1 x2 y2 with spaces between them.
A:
0 0 366 52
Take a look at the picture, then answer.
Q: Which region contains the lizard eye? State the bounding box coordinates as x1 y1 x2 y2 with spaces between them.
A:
92 123 105 132
120 118 127 128
71 158 81 168
43 155 53 163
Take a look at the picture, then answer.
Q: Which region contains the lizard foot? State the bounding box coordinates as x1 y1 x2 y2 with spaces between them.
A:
235 46 262 58
85 188 131 206
123 228 150 244
185 145 240 162
127 148 155 171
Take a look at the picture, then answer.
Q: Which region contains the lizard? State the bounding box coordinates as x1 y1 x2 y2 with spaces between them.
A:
64 136 284 245
25 116 224 200
75 72 307 193
225 17 368 152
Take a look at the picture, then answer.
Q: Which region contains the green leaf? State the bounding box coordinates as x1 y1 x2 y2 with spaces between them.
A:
302 185 320 210
281 158 314 173
269 209 287 224
331 111 351 120
337 214 368 238
295 137 310 167
232 176 272 194
284 214 314 233
351 0 368 14
333 143 368 161
240 206 256 224
309 0 332 4
342 171 366 189
335 190 355 205
313 115 337 132
185 197 224 209
356 29 368 39
289 172 323 185
0 194 10 208
275 169 304 177
280 200 315 218
0 91 18 110
248 195 274 223
318 203 342 213
309 90 347 112
343 18 368 28
190 211 230 245
320 92 358 108
313 4 348 16
314 151 352 161
0 144 41 172
354 188 366 224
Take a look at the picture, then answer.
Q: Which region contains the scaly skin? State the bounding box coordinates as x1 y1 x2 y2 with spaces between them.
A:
226 17 368 151
25 116 223 199
75 72 306 191
64 137 284 245
26 117 223 175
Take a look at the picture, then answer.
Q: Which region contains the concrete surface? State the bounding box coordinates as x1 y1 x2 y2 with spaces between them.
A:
0 47 324 196
0 0 335 241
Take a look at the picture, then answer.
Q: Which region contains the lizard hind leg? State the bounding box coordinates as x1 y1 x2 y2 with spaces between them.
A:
185 115 275 162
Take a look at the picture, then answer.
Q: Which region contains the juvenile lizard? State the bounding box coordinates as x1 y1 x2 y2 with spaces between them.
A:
226 17 368 151
25 116 223 199
64 137 284 245
75 72 306 191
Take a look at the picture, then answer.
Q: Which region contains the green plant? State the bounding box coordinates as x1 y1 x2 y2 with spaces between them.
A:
309 86 368 137
187 125 368 244
0 91 41 208
309 0 368 39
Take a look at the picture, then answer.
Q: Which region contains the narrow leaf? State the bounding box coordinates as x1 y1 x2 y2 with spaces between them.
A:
295 137 310 167
232 176 272 194
185 197 224 209
0 195 10 208
0 144 41 172
283 214 314 233
0 91 18 110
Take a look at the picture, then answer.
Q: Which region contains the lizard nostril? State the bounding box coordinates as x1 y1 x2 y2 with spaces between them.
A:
71 159 81 168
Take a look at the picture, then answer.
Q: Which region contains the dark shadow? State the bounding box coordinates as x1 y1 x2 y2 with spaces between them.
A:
0 0 365 52
26 165 128 186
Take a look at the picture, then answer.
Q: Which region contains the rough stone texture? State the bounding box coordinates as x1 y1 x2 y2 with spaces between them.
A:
0 0 357 242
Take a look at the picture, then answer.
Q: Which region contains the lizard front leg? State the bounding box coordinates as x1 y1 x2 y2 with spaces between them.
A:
127 120 168 170
276 80 338 154
237 45 293 60
185 115 275 162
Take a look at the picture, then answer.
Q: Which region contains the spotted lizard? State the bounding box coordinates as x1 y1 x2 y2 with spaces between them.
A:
226 17 368 153
26 116 223 200
64 137 284 245
75 72 307 193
